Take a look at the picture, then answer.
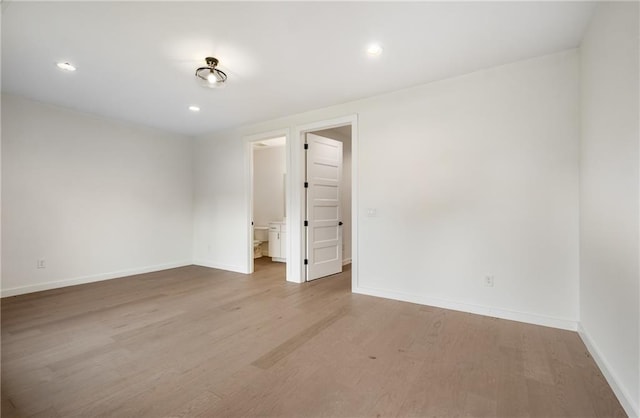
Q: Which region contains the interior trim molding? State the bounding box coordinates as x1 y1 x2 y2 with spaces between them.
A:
578 323 639 418
1 261 192 298
353 285 578 331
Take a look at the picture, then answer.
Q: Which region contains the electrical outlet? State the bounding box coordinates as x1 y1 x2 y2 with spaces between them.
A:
484 275 494 287
366 208 377 217
37 259 46 269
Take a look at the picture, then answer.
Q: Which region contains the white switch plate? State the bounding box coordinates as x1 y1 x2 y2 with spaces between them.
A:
366 208 377 217
37 259 46 269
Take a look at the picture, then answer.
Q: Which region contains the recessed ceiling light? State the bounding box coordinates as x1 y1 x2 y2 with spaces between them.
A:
188 105 201 112
366 43 383 57
56 62 76 72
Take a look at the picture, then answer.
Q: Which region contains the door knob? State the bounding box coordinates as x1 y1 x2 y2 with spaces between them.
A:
339 221 343 226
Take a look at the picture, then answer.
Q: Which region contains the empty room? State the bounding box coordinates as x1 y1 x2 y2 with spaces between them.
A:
1 2 638 417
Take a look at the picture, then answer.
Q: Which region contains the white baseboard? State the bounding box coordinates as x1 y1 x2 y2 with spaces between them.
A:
578 323 639 418
352 285 578 331
1 261 193 298
192 259 248 274
342 258 352 266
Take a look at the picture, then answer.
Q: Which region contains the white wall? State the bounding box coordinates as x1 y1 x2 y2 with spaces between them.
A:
192 129 248 272
253 145 286 228
1 94 194 296
193 50 580 329
579 3 639 416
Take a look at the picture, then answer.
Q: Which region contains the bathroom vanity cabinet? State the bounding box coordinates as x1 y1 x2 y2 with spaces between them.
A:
268 221 286 262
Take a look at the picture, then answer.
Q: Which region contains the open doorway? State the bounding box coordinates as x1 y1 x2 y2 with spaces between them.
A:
289 115 357 285
249 135 288 274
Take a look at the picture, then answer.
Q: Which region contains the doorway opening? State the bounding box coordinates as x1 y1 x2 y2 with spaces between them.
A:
248 133 288 275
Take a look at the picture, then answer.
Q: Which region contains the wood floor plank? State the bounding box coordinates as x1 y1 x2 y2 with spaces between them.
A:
1 258 626 417
251 305 350 370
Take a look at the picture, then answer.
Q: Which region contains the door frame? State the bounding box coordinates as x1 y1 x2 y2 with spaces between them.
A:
291 115 358 286
244 128 290 276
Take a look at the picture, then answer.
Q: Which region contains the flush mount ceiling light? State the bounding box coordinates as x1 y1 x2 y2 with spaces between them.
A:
56 61 76 72
195 57 227 88
188 105 201 112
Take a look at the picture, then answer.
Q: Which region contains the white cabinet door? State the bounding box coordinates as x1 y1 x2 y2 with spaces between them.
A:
269 230 280 258
269 223 286 262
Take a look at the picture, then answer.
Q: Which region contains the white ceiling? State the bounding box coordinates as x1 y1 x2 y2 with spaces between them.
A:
2 2 595 136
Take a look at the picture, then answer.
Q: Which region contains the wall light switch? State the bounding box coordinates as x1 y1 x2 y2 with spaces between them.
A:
366 208 377 217
37 259 46 269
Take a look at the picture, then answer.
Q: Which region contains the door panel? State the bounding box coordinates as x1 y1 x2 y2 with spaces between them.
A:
306 133 343 281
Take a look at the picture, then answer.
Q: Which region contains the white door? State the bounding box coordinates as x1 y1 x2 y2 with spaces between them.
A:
305 133 343 281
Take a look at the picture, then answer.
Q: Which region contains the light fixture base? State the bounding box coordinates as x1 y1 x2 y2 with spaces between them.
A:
205 57 219 67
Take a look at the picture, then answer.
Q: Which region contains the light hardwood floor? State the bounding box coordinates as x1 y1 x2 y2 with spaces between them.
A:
1 258 626 417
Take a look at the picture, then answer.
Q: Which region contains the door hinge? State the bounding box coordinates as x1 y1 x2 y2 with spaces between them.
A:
304 182 308 188
304 259 308 265
304 143 309 150
304 220 308 227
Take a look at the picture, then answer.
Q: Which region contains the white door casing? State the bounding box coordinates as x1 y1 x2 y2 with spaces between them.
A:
305 133 343 281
